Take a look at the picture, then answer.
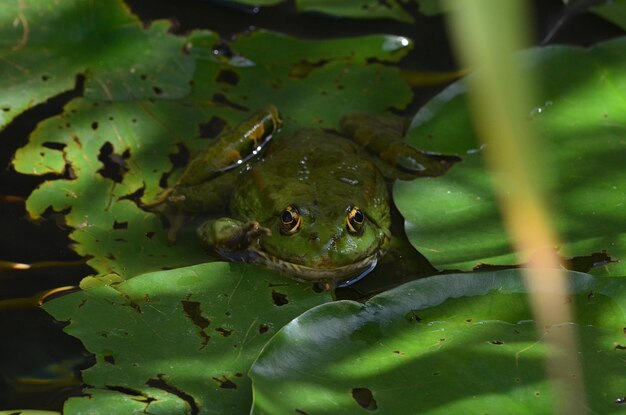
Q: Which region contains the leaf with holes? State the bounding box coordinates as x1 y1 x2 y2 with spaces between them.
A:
250 270 626 414
216 30 413 133
0 0 194 130
13 27 413 280
44 262 333 414
394 37 626 275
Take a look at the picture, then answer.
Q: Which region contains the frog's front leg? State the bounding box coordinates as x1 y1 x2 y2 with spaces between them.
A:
144 106 281 240
178 105 281 187
341 112 453 178
197 218 271 258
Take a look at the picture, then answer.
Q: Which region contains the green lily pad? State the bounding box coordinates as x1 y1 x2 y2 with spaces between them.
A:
250 270 626 414
0 0 194 131
394 37 626 275
12 25 412 280
220 0 415 22
296 0 415 23
44 262 332 414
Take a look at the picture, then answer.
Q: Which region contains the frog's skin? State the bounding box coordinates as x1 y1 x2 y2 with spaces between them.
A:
160 106 448 287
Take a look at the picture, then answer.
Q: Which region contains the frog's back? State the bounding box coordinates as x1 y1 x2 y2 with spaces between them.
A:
231 129 390 228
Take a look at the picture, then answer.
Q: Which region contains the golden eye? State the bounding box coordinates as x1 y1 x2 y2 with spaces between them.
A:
280 205 301 235
346 206 364 234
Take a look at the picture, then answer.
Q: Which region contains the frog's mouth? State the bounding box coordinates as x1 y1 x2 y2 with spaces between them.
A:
243 248 381 284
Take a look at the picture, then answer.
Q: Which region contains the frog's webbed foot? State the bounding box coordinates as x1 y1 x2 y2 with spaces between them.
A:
197 218 271 254
341 112 459 179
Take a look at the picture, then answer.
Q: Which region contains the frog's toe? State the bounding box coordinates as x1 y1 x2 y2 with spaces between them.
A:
246 221 271 239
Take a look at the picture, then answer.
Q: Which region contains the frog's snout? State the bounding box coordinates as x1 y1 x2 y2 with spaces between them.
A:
308 232 320 242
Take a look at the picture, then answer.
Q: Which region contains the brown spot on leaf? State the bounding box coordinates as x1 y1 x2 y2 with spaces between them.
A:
42 142 66 151
272 290 289 306
212 93 248 111
352 387 377 411
213 375 237 389
199 116 227 139
181 300 211 348
147 374 200 414
216 69 239 85
113 221 128 230
405 310 422 323
97 142 129 183
216 327 232 337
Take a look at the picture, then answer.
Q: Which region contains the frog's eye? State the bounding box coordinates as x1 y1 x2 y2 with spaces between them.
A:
346 206 365 234
280 205 301 235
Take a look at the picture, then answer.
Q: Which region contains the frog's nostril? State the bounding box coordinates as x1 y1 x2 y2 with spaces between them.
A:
309 232 320 242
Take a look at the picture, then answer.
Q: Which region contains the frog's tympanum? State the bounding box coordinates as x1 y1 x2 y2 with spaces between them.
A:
151 106 450 288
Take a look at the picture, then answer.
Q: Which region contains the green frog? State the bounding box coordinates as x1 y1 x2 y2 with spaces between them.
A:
153 106 449 288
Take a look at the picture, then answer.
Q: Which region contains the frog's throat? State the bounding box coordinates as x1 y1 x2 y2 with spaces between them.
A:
246 249 380 283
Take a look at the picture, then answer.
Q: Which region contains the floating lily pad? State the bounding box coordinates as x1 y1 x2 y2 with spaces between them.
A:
0 0 194 131
250 269 626 414
220 0 415 22
394 37 626 275
296 0 415 23
44 262 333 414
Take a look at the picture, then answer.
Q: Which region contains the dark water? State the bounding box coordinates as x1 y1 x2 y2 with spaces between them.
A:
0 0 622 410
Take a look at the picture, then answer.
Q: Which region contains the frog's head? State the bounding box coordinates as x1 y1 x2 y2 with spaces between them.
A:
253 202 391 284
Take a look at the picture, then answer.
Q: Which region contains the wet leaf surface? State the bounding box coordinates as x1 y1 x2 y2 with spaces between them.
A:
394 37 626 275
250 269 626 414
